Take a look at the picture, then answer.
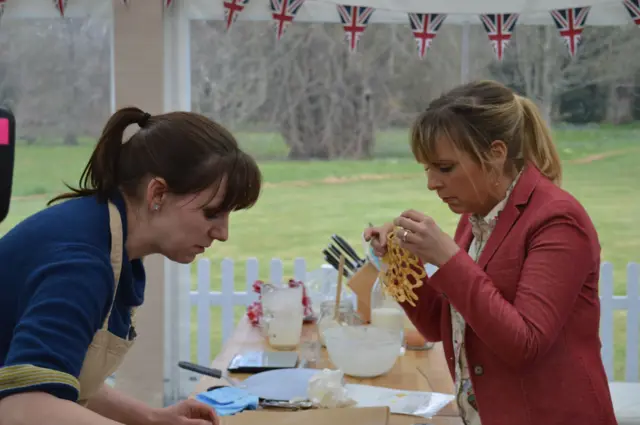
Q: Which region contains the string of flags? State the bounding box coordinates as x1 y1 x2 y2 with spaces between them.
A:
53 0 67 17
623 0 640 25
336 5 375 52
480 13 519 61
270 0 305 41
409 13 447 59
218 0 640 59
224 0 251 30
0 0 638 60
550 7 591 57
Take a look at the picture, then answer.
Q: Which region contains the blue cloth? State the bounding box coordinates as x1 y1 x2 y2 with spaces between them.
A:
0 192 146 402
196 387 259 416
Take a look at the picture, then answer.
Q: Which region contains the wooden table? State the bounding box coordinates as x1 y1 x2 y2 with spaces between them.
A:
194 318 462 425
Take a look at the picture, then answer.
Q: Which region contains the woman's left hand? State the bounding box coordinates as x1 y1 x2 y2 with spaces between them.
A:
150 399 219 425
393 209 460 267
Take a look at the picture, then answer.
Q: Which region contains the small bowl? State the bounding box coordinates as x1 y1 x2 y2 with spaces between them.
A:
323 325 403 378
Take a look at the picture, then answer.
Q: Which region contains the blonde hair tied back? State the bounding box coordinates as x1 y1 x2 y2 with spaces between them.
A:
410 80 562 186
516 95 562 185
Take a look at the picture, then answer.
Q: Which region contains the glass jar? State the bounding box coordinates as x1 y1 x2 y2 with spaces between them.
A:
316 300 356 347
370 278 405 335
404 317 435 351
370 278 433 351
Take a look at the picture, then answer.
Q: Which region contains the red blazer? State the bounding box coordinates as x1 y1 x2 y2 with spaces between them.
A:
402 164 617 425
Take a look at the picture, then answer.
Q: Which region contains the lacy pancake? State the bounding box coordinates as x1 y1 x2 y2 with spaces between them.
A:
379 230 426 307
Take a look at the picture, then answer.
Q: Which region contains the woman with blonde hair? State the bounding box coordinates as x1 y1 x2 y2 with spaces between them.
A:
365 80 616 425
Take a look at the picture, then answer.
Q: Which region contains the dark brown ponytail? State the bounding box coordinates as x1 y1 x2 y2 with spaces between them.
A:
48 107 149 205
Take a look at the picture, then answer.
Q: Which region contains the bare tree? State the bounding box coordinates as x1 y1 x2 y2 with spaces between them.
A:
491 23 640 123
0 17 110 142
3 15 639 149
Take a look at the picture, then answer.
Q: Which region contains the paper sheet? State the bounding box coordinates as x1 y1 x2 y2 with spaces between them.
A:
345 384 455 418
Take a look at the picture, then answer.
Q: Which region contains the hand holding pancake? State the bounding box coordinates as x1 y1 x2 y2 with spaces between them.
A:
393 209 460 268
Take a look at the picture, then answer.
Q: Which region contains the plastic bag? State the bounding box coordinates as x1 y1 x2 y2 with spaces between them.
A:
307 369 357 408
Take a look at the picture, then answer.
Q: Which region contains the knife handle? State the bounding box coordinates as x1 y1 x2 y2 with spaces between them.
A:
178 361 223 379
323 251 351 277
328 245 356 271
332 234 364 265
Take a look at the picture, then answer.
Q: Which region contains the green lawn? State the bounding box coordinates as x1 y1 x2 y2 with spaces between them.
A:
2 126 639 380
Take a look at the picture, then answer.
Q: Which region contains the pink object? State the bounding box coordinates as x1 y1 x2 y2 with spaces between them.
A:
0 118 9 145
246 279 314 326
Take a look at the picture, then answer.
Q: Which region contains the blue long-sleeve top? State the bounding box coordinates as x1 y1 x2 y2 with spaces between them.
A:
0 192 146 402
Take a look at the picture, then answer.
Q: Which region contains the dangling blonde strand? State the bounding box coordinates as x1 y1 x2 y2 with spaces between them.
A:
516 95 562 185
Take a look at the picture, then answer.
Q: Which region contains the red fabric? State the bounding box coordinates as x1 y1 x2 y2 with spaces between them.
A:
401 164 617 425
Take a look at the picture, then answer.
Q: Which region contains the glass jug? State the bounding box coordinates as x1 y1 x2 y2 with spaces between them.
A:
260 284 304 350
370 278 434 350
370 278 405 335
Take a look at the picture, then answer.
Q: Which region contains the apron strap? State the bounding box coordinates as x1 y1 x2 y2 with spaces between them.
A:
100 202 124 331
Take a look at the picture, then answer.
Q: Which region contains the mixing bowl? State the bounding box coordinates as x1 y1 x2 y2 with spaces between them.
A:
323 325 403 378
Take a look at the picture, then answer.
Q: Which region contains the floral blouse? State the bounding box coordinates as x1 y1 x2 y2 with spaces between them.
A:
451 171 522 425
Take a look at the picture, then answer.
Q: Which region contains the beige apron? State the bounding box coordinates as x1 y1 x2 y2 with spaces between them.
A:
76 201 137 406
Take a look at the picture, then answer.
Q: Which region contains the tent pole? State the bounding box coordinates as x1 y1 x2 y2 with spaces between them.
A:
460 21 470 83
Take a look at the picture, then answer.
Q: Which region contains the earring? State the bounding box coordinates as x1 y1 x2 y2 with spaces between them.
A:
153 204 160 211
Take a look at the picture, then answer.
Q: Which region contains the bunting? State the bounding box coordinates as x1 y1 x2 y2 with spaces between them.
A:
550 7 591 57
53 0 67 17
5 0 626 70
336 5 375 52
223 0 250 31
623 0 640 25
270 0 305 41
408 13 446 59
480 13 519 61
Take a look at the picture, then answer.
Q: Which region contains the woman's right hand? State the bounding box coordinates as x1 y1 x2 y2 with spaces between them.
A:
363 222 394 258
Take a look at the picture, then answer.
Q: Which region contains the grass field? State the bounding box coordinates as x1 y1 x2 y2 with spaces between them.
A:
2 125 640 380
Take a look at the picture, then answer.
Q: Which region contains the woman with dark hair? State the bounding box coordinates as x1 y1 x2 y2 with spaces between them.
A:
0 107 262 425
365 80 616 425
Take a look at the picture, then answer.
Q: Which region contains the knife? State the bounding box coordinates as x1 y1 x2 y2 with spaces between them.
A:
331 234 365 266
327 245 357 272
323 249 352 276
178 361 243 388
329 242 364 270
323 250 351 277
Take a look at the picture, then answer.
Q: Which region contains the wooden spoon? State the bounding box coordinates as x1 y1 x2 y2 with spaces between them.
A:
334 254 345 322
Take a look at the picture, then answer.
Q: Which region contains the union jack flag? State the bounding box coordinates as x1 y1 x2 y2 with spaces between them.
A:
623 0 640 26
408 13 446 59
270 0 305 41
550 7 590 57
480 14 519 61
336 5 375 52
53 0 67 17
223 0 250 31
